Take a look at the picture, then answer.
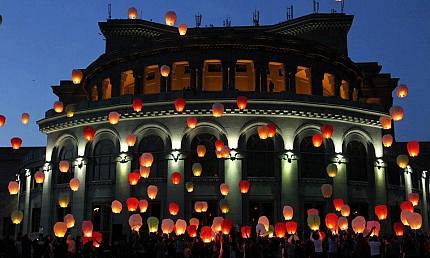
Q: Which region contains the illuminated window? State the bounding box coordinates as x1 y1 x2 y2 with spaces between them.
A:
91 85 98 101
235 60 255 92
352 88 359 101
102 78 112 100
340 80 350 100
295 66 312 95
322 73 335 96
267 62 285 92
203 60 222 91
172 61 190 91
120 70 135 96
144 65 160 94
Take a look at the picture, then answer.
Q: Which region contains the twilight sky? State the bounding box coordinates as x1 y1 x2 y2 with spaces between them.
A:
0 0 429 147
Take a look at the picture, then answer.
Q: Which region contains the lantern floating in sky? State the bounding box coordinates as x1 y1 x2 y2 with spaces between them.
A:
140 153 154 168
194 201 208 213
168 202 180 216
11 210 23 224
220 183 229 196
160 65 171 77
187 225 197 237
200 226 214 243
128 7 138 19
59 160 70 173
140 166 150 179
65 105 75 118
175 219 187 235
189 218 199 228
274 222 286 238
133 98 143 112
185 182 194 192
374 204 388 220
222 219 233 235
283 205 294 220
128 171 140 186
83 126 96 141
0 115 5 127
147 185 158 200
111 200 122 214
400 201 414 212
215 139 224 152
108 111 120 125
72 69 83 84
162 219 174 234
237 96 247 110
406 212 422 230
379 116 392 129
178 23 187 36
307 215 320 231
139 199 148 213
321 124 334 139
212 217 224 233
312 133 323 148
82 220 93 237
192 163 202 177
239 180 250 194
401 210 412 226
366 221 380 236
258 216 270 231
382 134 393 147
212 103 224 117
326 164 338 178
408 192 420 206
34 171 45 184
91 231 103 248
147 216 159 233
126 134 137 147
21 113 29 125
321 184 333 198
129 214 143 232
11 137 22 149
396 155 409 169
257 125 269 140
241 226 252 238
351 216 366 234
396 84 409 98
8 181 19 195
266 123 277 138
255 223 266 236
54 222 68 238
64 214 75 228
325 213 338 230
407 141 420 157
338 217 348 231
393 222 404 236
165 11 177 26
307 208 319 216
58 194 70 208
219 199 229 214
196 145 206 158
171 172 181 185
187 117 198 129
389 106 404 121
340 204 350 217
127 197 139 212
54 101 64 113
174 98 186 112
286 221 298 234
333 198 344 212
69 178 80 192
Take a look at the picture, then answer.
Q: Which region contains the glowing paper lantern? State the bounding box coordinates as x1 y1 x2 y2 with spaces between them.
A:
374 204 388 220
401 210 412 226
196 145 206 158
408 192 420 206
138 199 148 213
187 117 198 129
257 125 269 140
340 205 350 217
147 185 158 200
221 219 233 235
185 182 194 192
140 153 154 168
168 202 180 216
11 210 23 224
65 105 75 118
396 84 409 98
111 200 122 214
241 226 251 238
59 160 70 173
21 113 29 125
406 212 422 230
161 219 174 234
393 222 404 236
133 98 143 112
147 217 159 233
215 139 224 152
237 96 247 110
307 208 319 216
312 133 323 147
165 11 177 26
382 134 393 147
82 220 93 237
396 155 409 169
140 166 150 178
326 164 338 178
187 225 197 237
189 218 199 228
171 172 181 185
274 222 286 238
220 146 230 158
11 137 22 149
58 194 70 208
285 222 297 235
219 183 229 196
178 23 187 36
54 222 68 238
283 206 294 220
175 219 187 235
389 106 404 121
200 226 214 243
400 201 414 212
34 171 45 184
0 115 5 127
219 199 229 214
321 124 334 139
83 126 96 141
174 98 186 112
321 184 333 198
194 202 204 213
72 69 83 84
54 101 64 113
212 103 224 117
91 232 103 248
126 134 137 147
64 214 75 228
69 178 80 192
379 116 392 130
126 197 139 212
366 221 381 236
325 213 338 230
160 65 171 77
128 171 140 186
129 214 143 232
258 216 270 231
256 223 266 236
351 216 366 234
407 141 420 157
8 181 19 195
307 215 320 231
212 217 224 232
338 217 348 231
239 180 250 194
333 198 344 212
128 7 138 19
192 163 202 176
267 123 277 138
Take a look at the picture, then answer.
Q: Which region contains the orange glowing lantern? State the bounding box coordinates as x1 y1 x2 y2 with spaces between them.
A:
215 139 224 152
8 181 19 195
58 194 69 208
321 124 334 139
220 183 229 196
11 210 23 224
241 226 251 238
212 103 224 117
165 11 177 26
11 137 22 149
366 221 381 236
285 221 298 234
54 222 68 238
408 192 420 206
396 84 409 98
82 220 93 237
174 98 186 112
69 178 80 192
400 201 414 212
273 222 286 238
333 198 344 212
257 125 269 140
406 212 422 230
236 96 248 110
187 225 197 237
379 116 392 130
325 213 338 230
239 180 250 194
138 199 148 213
160 65 171 77
326 164 338 178
65 105 75 118
54 101 64 113
220 146 230 158
21 113 29 125
178 23 187 36
389 106 404 121
189 218 199 228
128 7 138 19
200 226 214 243
219 199 229 214
312 133 323 148
307 215 321 231
64 214 75 228
128 171 140 186
168 202 180 216
393 222 404 236
374 204 388 220
321 184 333 198
258 216 270 231
91 231 103 248
396 155 409 169
59 160 70 173
34 171 45 184
140 153 154 168
338 217 348 231
221 219 233 235
351 216 366 234
72 69 83 84
283 205 294 220
340 205 350 217
196 145 206 158
126 134 137 147
187 117 198 129
185 182 194 192
126 197 139 212
267 123 277 138
192 163 202 177
161 219 174 234
133 98 143 112
147 185 158 200
407 141 420 157
0 115 5 127
401 210 412 226
111 200 122 214
140 166 150 179
108 111 120 125
171 172 181 185
307 208 319 216
175 219 187 235
129 214 143 232
382 134 393 147
83 126 96 141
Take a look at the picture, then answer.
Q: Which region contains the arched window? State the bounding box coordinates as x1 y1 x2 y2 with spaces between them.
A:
246 134 275 177
187 133 222 177
56 144 76 184
120 70 135 96
102 78 112 100
346 141 368 181
91 85 98 101
92 139 116 181
299 136 327 178
138 135 166 178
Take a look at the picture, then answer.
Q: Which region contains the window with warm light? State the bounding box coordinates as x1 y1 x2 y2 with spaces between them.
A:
172 61 190 91
102 78 112 100
203 60 222 91
120 70 135 96
322 73 335 96
91 85 98 101
295 66 312 95
267 62 285 92
340 80 350 100
144 65 160 94
235 60 255 92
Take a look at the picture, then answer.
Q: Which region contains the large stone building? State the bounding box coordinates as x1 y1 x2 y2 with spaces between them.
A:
4 12 429 239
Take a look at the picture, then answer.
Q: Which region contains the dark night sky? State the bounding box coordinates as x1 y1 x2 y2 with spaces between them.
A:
0 0 429 147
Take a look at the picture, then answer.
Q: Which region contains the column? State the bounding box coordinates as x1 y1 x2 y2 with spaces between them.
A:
332 155 348 202
334 77 341 97
40 162 53 235
222 61 229 91
423 172 429 230
228 62 236 90
22 170 31 234
71 158 87 236
166 157 185 218
374 159 387 205
260 63 268 93
254 64 261 92
281 153 300 220
284 63 296 93
97 81 103 100
114 154 131 234
311 69 324 96
196 63 203 91
111 73 121 97
404 167 412 197
189 63 197 91
133 69 144 95
225 156 242 225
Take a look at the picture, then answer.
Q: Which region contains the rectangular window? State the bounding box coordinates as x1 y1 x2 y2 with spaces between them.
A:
207 64 222 73
235 64 247 73
31 208 41 232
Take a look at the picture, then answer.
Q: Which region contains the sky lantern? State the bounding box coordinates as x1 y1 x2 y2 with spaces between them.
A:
379 116 392 130
8 181 19 195
59 160 70 173
325 213 338 230
389 106 404 121
91 232 103 248
0 115 5 127
366 221 381 236
401 210 412 226
132 98 143 112
406 212 422 230
201 201 208 212
396 155 409 169
54 101 64 113
175 219 187 236
283 205 294 220
321 124 334 139
266 123 277 138
220 146 230 158
321 184 333 198
407 141 420 157
307 215 320 231
128 171 140 186
138 199 148 213
126 134 137 147
237 96 247 110
396 84 409 98
239 180 250 194
274 222 286 238
168 202 180 216
128 7 138 19
171 172 181 185
189 218 199 228
340 204 350 217
58 194 70 208
241 226 252 238
147 185 158 200
257 125 269 140
408 192 420 206
215 139 224 152
338 217 348 231
161 219 174 234
140 153 154 168
307 208 319 216
108 111 120 125
111 200 122 214
194 202 203 213
212 103 224 117
285 221 297 234
174 98 186 112
187 117 198 129
185 182 194 192
212 217 224 232
165 11 177 26
69 178 80 192
393 222 404 236
72 69 83 84
192 163 202 177
34 171 45 184
64 214 75 228
400 201 414 212
221 219 233 235
200 226 214 243
220 183 229 196
196 145 206 158
147 216 159 233
11 210 23 224
53 222 68 238
126 197 139 212
83 126 96 141
140 166 150 179
219 199 229 214
326 164 338 178
351 216 366 234
255 223 267 236
65 105 75 118
11 137 22 149
129 214 143 232
21 113 29 125
374 204 388 220
258 216 270 231
382 134 393 148
333 198 344 212
187 225 197 237
312 133 323 148
82 220 93 237
160 65 171 77
178 23 187 36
